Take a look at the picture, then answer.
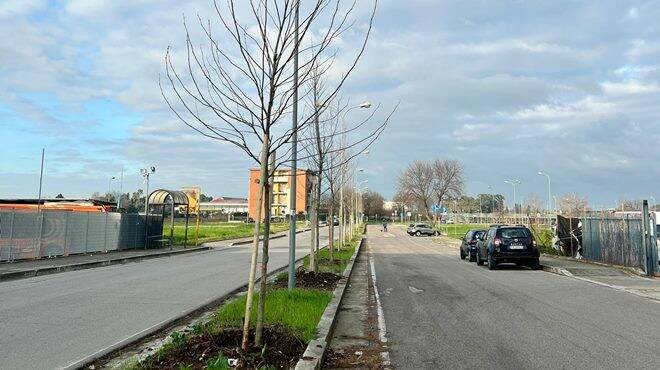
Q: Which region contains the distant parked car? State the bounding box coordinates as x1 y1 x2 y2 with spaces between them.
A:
407 223 439 237
460 229 486 262
476 225 540 270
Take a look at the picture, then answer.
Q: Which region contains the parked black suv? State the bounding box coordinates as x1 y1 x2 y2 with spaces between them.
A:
460 229 485 262
475 225 540 270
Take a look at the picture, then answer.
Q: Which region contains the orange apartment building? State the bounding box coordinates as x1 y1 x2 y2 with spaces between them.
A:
247 168 314 220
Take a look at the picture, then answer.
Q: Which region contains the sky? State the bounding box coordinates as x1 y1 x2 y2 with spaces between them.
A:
1 0 659 209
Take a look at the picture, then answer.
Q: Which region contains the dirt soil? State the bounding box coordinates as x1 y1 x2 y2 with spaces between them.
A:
273 268 342 291
136 327 305 369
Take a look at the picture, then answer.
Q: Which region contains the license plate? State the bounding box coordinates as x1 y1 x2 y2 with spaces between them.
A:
509 244 525 250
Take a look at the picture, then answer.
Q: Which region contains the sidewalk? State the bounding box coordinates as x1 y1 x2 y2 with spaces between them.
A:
540 255 660 301
0 246 210 281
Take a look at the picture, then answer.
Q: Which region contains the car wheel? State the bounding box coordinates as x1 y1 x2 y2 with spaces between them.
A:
487 252 497 270
460 249 466 260
434 230 440 236
529 258 541 270
476 251 484 266
415 231 421 236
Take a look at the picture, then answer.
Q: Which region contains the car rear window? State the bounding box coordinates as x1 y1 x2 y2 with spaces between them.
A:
499 228 530 239
473 230 485 240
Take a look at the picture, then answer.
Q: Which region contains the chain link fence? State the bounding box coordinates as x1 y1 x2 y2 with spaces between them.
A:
0 210 163 262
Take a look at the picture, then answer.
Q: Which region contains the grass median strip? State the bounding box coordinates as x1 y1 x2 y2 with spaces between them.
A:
130 231 363 369
167 221 304 246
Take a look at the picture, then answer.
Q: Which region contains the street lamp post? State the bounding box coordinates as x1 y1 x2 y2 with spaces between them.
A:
488 186 495 215
141 166 156 246
288 0 300 291
108 176 116 199
504 179 521 214
538 171 552 213
339 102 371 249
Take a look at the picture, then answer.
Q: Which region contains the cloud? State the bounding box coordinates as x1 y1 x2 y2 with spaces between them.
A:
1 0 660 207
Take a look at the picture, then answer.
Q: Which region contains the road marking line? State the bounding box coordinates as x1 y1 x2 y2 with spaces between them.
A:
369 253 388 343
408 286 423 294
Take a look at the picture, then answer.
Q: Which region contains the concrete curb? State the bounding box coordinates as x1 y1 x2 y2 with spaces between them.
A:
540 264 660 303
542 253 648 277
295 236 364 370
0 246 211 282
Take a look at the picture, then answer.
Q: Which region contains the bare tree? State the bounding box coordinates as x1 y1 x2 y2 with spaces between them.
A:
558 192 589 216
430 159 464 219
523 193 544 214
162 0 378 350
396 161 435 221
396 159 464 222
362 190 385 217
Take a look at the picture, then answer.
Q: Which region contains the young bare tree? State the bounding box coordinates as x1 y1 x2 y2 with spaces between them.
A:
162 0 378 350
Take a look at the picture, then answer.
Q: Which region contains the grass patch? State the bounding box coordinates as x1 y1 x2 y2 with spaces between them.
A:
165 221 304 246
437 223 490 240
209 289 332 342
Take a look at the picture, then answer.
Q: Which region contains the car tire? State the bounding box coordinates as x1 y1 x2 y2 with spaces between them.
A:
460 249 466 260
476 251 484 266
434 230 440 236
487 252 497 270
529 259 541 270
415 231 421 236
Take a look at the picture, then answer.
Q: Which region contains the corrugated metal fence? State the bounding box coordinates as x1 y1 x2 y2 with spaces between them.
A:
582 215 653 274
0 210 163 262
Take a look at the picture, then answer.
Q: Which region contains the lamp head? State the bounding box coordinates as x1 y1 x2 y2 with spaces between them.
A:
359 101 372 109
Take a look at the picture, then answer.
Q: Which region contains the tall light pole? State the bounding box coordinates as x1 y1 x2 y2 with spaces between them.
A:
37 148 45 213
504 179 520 213
339 102 371 249
140 167 156 214
288 0 300 291
117 167 124 209
108 176 116 198
355 177 368 231
538 171 552 213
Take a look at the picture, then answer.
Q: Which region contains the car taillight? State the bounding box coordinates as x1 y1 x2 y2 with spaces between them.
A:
494 238 502 248
532 238 537 247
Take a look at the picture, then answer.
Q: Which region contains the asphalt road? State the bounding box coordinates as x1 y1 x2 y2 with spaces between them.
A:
368 225 660 369
0 228 331 370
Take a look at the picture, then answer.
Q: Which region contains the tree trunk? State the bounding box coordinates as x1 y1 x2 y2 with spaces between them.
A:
314 170 322 265
309 176 318 272
255 151 275 347
241 135 269 351
328 193 334 262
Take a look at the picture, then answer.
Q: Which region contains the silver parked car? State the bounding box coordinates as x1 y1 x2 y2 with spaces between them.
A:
407 223 440 237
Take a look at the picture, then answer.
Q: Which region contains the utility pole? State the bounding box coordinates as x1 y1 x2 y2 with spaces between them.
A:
287 0 299 291
117 167 124 209
37 148 45 213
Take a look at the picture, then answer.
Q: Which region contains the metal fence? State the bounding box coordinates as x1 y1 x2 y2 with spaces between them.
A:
581 215 651 274
0 210 163 262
